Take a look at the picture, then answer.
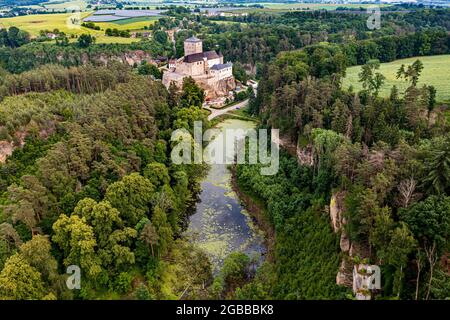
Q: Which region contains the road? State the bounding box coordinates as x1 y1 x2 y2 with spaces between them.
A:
205 99 249 121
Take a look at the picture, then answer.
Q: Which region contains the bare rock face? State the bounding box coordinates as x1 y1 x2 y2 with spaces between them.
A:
336 259 353 287
330 190 360 290
331 191 372 295
272 135 314 167
0 126 54 163
210 77 236 99
220 77 236 93
96 54 110 66
336 272 346 286
75 50 154 67
81 52 90 65
329 196 340 233
103 50 153 66
340 232 350 252
122 50 153 66
242 63 256 76
0 141 13 163
349 241 370 259
203 77 236 100
296 145 314 167
439 253 449 274
329 191 346 233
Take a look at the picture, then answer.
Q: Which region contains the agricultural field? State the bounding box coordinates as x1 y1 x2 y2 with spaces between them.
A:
17 0 89 10
40 0 88 10
261 3 386 9
85 15 160 30
0 11 159 44
242 2 389 13
343 55 450 102
83 9 162 23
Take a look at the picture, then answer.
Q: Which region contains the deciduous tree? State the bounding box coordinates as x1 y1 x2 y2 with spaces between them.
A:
0 253 46 300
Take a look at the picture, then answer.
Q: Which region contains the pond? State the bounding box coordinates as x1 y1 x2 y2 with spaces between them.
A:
184 118 266 273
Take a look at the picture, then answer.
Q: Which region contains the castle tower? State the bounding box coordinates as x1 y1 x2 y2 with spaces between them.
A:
184 36 203 56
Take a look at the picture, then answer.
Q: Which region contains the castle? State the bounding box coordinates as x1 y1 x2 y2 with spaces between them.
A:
162 36 236 100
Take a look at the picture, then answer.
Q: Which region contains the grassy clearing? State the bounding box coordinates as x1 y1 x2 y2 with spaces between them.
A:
229 107 256 121
0 12 158 44
343 55 450 102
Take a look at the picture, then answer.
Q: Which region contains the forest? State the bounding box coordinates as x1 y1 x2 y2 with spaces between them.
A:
237 30 449 299
169 8 450 68
0 61 218 299
1 8 450 75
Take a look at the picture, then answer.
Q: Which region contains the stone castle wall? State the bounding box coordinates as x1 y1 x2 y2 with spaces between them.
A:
184 41 202 56
176 60 206 76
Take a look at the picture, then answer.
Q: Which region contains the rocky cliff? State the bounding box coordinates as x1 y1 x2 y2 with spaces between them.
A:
204 77 236 100
272 135 314 167
51 50 155 67
0 130 26 163
329 191 371 293
0 125 55 164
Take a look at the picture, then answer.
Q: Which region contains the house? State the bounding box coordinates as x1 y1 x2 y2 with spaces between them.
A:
46 33 57 40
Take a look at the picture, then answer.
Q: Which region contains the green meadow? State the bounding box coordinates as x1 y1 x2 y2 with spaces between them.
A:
343 55 450 102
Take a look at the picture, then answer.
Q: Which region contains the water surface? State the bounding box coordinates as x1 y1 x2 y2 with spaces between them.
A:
184 119 266 272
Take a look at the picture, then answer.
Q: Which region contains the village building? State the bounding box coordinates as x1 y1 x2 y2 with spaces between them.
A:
162 36 236 100
219 12 249 17
46 33 57 40
141 32 151 39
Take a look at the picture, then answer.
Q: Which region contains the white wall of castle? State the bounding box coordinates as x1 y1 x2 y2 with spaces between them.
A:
211 66 233 81
207 56 223 68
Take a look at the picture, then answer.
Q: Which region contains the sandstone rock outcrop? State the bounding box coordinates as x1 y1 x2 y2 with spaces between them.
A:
272 135 314 167
0 126 55 163
329 190 372 298
336 258 353 287
340 232 350 252
0 140 13 163
329 191 346 233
